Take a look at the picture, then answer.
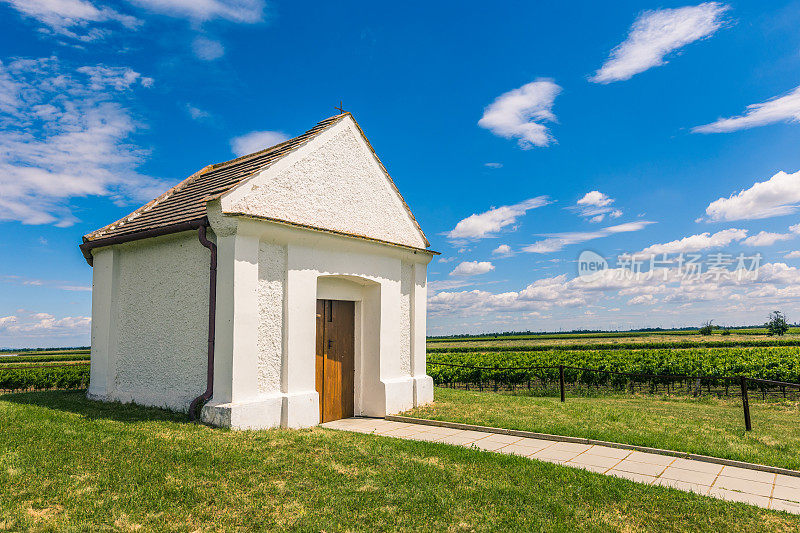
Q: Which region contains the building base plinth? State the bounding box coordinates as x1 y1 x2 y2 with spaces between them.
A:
412 375 434 407
201 396 283 430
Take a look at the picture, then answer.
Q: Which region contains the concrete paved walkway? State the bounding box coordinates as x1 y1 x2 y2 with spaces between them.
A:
321 417 800 514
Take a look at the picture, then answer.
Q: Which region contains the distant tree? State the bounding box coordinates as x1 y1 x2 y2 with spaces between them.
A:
766 311 789 336
721 328 731 336
699 321 714 335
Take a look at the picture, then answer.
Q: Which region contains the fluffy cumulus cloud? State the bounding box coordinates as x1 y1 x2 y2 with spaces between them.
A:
230 130 289 157
590 2 729 83
742 231 795 247
492 244 513 257
429 274 587 315
450 261 495 277
0 57 165 226
524 221 654 254
478 79 561 148
693 85 800 133
573 190 623 222
446 197 549 241
628 294 657 305
704 170 800 221
430 260 800 319
638 228 747 255
0 312 91 337
785 251 800 259
1 0 141 41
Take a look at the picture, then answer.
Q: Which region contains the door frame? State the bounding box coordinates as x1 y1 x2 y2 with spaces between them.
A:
316 276 372 420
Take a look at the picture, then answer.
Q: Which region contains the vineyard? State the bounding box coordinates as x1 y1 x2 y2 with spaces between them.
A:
427 346 800 390
0 349 90 391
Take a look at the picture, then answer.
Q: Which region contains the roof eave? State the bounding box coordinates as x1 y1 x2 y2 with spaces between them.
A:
226 211 440 256
80 218 209 266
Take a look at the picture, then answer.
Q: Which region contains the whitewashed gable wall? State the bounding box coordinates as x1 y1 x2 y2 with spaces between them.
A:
221 118 427 250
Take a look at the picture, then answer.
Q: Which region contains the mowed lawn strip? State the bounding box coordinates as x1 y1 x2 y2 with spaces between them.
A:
404 388 800 471
1 392 797 531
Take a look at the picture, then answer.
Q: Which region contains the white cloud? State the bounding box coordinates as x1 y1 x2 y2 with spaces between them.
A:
484 162 503 168
450 261 495 277
0 311 90 336
628 294 657 305
578 190 613 208
127 0 265 23
705 170 800 221
590 2 729 83
446 197 549 241
742 231 794 247
76 65 153 90
429 260 800 321
230 130 289 157
638 228 747 255
477 79 561 148
0 57 164 226
693 85 800 133
2 0 140 41
524 221 654 254
429 274 587 315
492 244 513 257
185 103 210 120
192 36 225 60
573 190 622 222
785 251 800 259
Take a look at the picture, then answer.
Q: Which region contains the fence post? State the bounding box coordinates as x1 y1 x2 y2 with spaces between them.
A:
559 365 565 403
740 376 752 432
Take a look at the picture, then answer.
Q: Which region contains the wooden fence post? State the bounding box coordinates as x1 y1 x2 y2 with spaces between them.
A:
559 365 565 403
740 376 752 432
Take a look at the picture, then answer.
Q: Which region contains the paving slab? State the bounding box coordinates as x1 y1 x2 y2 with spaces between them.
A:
533 448 582 462
470 439 509 451
500 443 541 457
569 453 623 470
321 417 800 514
654 477 710 495
586 445 631 460
613 459 670 477
660 466 719 486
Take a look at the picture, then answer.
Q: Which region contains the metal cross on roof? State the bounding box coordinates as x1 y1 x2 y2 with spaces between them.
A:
335 101 346 114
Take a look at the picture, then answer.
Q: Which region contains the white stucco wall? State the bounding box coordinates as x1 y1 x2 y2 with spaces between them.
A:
257 241 286 394
399 262 412 375
222 117 428 250
201 212 434 430
89 231 210 412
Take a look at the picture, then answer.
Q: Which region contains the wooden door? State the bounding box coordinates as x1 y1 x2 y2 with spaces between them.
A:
315 299 355 422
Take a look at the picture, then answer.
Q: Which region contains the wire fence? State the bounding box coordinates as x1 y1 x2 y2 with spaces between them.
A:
427 361 800 431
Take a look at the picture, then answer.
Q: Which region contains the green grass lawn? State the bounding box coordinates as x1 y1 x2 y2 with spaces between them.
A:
404 387 800 471
1 392 799 531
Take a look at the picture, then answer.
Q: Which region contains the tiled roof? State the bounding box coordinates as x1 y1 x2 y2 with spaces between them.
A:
83 114 348 242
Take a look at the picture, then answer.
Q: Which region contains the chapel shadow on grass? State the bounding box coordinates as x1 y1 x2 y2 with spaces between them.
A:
0 389 190 424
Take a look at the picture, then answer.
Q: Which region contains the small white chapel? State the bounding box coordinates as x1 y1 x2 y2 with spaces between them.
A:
79 112 436 430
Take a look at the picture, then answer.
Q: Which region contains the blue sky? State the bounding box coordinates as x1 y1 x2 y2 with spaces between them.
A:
2 0 800 347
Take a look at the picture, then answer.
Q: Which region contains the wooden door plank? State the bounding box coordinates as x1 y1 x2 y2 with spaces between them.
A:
318 299 355 423
315 299 325 422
